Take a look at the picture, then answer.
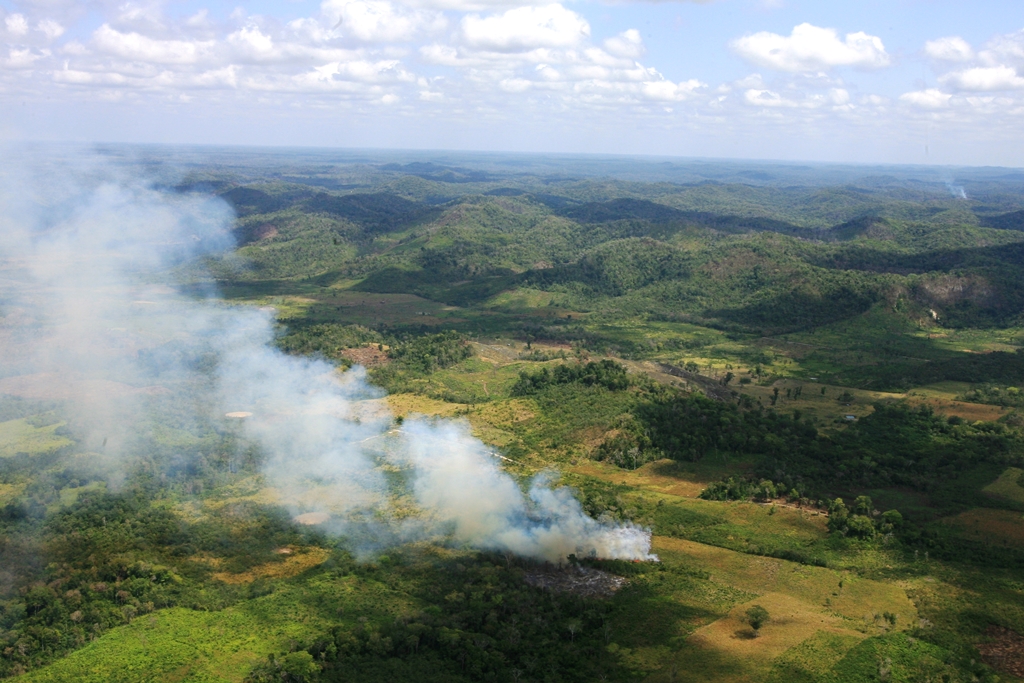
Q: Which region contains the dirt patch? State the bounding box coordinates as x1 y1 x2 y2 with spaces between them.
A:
978 626 1024 678
254 224 278 240
340 344 390 367
523 565 629 598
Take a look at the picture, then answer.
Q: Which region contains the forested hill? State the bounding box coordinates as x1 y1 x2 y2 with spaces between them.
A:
198 161 1024 338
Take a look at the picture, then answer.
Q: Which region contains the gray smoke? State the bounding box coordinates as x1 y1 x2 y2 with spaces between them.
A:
0 148 655 564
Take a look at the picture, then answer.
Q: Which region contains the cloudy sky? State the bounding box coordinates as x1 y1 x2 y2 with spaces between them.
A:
0 0 1021 165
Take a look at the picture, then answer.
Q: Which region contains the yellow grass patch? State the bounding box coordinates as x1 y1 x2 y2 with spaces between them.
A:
720 499 830 539
470 342 524 365
768 630 865 680
0 418 73 457
570 459 707 498
213 547 331 584
984 467 1024 505
484 288 557 310
687 592 863 664
904 397 1007 422
386 393 466 418
386 394 524 451
942 508 1024 549
471 399 536 428
654 537 916 627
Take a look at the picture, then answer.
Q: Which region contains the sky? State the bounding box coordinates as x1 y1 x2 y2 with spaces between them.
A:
0 0 1022 165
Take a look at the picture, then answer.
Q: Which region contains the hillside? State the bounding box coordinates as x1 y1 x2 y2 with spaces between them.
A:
2 151 1024 683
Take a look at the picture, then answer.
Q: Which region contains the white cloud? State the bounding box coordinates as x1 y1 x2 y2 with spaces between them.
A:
983 29 1024 66
322 0 444 43
52 67 128 86
830 87 850 105
225 25 277 62
36 19 65 40
941 65 1024 91
603 29 644 59
186 10 211 29
5 47 48 69
5 13 29 36
461 5 589 52
899 88 951 109
93 24 214 65
500 77 531 92
190 66 239 88
924 36 973 62
741 84 851 110
731 23 890 72
641 78 702 101
744 88 796 107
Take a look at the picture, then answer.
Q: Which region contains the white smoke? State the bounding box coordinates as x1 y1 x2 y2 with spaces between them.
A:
945 181 968 200
397 418 654 561
0 148 655 564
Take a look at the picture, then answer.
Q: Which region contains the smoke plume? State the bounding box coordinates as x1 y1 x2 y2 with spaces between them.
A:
0 148 655 564
945 181 968 200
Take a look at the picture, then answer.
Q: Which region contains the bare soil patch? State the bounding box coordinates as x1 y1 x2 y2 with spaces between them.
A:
978 626 1024 678
254 224 278 240
523 565 629 598
340 344 390 367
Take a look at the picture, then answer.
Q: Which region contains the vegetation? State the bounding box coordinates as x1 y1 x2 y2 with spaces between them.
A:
744 605 770 636
8 154 1024 682
510 360 633 396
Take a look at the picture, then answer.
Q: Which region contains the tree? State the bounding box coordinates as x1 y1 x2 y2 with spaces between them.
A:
846 515 876 539
281 651 319 681
723 372 734 386
827 498 849 533
880 509 903 533
853 495 873 516
744 605 770 637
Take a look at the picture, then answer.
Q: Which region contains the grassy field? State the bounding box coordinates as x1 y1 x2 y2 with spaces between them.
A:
984 467 1024 505
14 573 397 683
0 418 72 457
